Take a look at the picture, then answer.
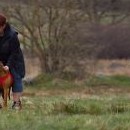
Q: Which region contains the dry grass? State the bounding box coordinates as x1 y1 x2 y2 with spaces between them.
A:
95 59 130 76
24 59 130 80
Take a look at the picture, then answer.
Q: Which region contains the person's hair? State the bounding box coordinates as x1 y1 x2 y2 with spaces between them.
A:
0 14 6 26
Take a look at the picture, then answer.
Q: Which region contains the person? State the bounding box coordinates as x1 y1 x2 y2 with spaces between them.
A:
0 14 25 110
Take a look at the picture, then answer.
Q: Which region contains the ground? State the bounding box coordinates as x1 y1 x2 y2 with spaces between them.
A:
1 69 130 130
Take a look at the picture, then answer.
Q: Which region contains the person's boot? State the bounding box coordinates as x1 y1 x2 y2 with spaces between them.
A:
12 100 22 110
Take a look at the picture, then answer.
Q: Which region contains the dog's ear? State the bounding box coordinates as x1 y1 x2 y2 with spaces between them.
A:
0 61 3 68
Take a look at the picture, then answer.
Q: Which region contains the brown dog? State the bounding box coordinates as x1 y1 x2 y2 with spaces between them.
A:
0 61 13 108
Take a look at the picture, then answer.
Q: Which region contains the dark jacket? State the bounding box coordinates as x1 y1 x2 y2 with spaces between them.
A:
0 23 25 78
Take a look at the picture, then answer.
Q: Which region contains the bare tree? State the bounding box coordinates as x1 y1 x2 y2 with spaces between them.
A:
4 0 88 77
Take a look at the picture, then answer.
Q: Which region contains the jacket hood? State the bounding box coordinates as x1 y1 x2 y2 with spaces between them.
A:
4 23 18 38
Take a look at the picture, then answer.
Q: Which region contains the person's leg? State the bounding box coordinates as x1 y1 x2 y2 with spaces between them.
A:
11 69 23 110
12 92 22 102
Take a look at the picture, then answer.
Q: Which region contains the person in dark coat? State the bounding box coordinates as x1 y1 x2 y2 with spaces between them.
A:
0 14 25 109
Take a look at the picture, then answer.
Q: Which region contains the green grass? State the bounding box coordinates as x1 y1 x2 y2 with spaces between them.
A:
86 75 130 87
1 95 130 130
25 74 79 90
5 74 130 130
25 74 130 90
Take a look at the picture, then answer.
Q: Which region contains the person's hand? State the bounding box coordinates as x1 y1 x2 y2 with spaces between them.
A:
3 66 9 71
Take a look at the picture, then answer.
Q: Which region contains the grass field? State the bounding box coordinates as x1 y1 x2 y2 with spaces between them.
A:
1 74 130 130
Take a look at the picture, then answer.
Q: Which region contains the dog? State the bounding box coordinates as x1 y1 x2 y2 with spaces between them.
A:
0 61 13 108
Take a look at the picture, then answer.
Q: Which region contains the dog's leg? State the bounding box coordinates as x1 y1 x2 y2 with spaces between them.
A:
8 87 11 100
3 88 8 108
